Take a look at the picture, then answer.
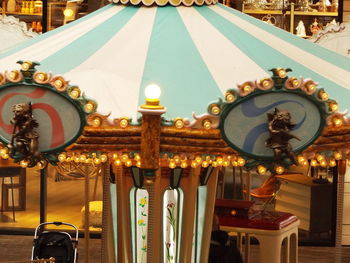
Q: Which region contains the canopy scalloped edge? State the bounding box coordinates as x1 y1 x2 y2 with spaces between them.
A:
109 0 217 7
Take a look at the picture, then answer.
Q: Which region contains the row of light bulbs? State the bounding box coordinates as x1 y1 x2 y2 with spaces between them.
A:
0 146 345 172
89 115 214 131
58 152 108 165
167 155 246 169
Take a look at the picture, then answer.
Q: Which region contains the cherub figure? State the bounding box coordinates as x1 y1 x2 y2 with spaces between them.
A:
7 102 40 164
265 108 300 165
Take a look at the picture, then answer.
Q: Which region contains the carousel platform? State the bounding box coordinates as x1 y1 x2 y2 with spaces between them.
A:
0 234 350 262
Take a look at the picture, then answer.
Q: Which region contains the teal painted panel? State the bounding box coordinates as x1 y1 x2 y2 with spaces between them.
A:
40 6 139 74
139 6 222 120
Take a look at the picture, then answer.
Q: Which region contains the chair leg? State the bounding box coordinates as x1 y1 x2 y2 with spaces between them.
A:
283 236 290 263
257 235 283 263
244 233 250 263
290 232 298 263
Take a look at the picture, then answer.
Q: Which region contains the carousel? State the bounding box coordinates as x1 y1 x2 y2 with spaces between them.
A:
0 0 349 263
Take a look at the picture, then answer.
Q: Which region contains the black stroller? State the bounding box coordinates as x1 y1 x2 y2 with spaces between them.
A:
31 222 78 263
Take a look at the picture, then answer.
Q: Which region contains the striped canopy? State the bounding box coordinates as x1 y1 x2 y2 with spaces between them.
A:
0 3 349 122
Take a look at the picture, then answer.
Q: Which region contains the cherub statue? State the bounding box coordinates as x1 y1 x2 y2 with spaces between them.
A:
7 102 40 164
265 108 300 165
296 20 306 37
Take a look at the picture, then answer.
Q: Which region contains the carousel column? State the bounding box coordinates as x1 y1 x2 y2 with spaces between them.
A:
138 84 166 263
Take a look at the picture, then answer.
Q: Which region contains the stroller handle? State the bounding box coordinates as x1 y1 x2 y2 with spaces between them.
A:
34 221 79 240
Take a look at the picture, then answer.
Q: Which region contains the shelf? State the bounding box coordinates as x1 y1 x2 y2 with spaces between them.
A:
243 10 337 17
294 11 338 16
243 9 289 15
4 11 41 16
242 3 339 35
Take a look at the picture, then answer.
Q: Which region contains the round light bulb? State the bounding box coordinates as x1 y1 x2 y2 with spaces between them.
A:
79 155 87 162
334 151 342 160
54 79 63 89
318 90 329 101
84 102 95 113
92 117 101 127
297 155 305 164
175 119 184 129
329 101 338 112
0 148 8 155
277 69 287 78
202 161 209 168
292 79 299 87
21 62 31 71
210 105 220 115
257 165 267 175
310 159 318 166
120 119 128 128
63 8 74 17
329 159 336 167
320 160 327 167
145 84 161 100
316 154 325 162
217 158 223 165
275 166 285 174
225 92 235 102
58 153 66 162
114 159 122 166
237 157 245 166
333 117 343 127
9 71 18 80
100 154 107 163
94 158 102 165
243 85 252 93
20 160 28 168
202 119 212 129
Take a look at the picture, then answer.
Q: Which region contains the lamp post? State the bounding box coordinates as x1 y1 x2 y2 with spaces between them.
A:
138 84 166 263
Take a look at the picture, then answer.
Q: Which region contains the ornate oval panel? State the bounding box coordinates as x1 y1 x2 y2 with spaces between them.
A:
220 91 325 160
0 84 85 153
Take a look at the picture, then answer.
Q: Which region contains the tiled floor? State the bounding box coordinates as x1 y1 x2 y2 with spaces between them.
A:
0 235 101 262
1 234 350 262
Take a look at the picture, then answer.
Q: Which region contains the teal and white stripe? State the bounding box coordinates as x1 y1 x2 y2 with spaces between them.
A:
0 3 349 121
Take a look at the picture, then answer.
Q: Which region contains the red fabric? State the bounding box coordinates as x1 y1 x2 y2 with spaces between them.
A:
218 210 298 230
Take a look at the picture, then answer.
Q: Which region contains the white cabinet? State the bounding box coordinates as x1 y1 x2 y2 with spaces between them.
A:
276 174 333 233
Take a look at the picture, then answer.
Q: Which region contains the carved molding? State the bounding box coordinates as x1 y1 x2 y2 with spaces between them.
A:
309 22 350 57
0 15 38 53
